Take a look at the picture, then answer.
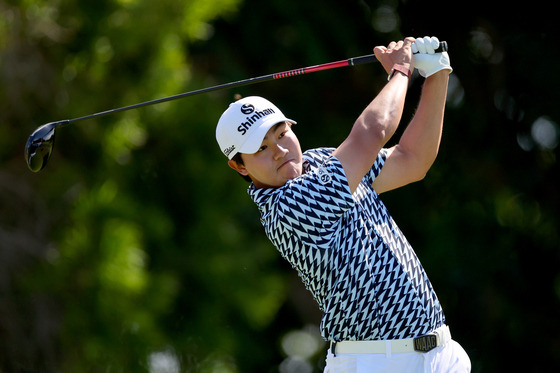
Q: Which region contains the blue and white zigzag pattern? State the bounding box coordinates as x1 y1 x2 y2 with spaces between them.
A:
249 148 444 341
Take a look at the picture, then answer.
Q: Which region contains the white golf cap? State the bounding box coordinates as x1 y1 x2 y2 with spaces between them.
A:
216 96 296 159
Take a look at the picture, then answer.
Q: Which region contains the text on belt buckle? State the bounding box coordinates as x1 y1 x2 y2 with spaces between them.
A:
413 333 438 352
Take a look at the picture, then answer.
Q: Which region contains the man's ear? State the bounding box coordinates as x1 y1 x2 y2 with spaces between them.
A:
228 159 249 176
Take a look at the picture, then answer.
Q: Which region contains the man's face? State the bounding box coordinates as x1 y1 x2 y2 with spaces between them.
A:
228 122 303 189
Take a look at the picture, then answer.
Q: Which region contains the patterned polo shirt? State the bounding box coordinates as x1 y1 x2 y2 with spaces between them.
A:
248 147 445 341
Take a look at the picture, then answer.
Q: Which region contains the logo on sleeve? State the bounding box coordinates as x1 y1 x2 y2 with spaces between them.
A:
317 167 332 185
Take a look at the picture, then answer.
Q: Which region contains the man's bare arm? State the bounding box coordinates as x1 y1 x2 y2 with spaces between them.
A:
332 38 415 193
373 70 450 194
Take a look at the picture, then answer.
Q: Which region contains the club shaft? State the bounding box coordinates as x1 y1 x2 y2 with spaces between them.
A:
60 55 378 125
58 41 447 125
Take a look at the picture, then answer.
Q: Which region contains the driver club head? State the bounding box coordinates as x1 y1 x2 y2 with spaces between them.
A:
25 121 67 172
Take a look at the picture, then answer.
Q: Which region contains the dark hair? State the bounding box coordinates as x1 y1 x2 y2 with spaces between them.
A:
232 153 252 182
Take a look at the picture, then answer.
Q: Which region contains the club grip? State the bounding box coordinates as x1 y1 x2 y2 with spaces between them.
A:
413 40 448 54
350 41 448 67
349 55 378 66
432 41 448 53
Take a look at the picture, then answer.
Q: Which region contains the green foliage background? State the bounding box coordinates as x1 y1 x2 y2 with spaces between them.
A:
1 0 559 372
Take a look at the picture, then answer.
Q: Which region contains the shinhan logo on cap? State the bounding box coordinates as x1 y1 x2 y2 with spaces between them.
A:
241 104 255 115
237 107 276 135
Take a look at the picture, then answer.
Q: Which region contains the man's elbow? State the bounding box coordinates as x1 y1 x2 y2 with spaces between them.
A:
411 156 437 182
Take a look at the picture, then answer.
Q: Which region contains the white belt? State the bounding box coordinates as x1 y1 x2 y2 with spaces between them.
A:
330 325 451 355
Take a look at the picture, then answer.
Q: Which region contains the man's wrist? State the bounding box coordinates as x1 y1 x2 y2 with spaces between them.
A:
425 69 451 81
388 64 412 81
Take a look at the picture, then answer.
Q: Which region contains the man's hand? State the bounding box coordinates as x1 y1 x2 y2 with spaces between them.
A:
412 36 452 78
373 37 415 75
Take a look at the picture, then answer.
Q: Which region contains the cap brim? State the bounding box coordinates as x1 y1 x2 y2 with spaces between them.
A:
236 118 297 156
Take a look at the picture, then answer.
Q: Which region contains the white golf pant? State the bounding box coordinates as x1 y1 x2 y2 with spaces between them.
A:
323 339 471 373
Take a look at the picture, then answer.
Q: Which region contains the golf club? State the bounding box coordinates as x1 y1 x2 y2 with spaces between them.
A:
25 41 448 172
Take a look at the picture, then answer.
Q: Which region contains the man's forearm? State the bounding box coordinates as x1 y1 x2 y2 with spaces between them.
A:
353 72 409 148
333 72 410 192
399 71 449 169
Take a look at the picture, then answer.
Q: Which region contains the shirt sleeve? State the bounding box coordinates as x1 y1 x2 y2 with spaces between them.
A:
364 148 388 185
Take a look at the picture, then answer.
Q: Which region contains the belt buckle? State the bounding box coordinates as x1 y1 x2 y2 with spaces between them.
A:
413 332 438 353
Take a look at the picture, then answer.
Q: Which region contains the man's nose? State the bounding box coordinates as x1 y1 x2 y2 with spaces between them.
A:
272 143 288 160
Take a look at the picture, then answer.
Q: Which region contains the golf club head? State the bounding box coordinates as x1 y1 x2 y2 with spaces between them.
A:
25 121 65 172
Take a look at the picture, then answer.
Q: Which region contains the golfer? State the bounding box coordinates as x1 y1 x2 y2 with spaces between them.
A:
216 36 470 372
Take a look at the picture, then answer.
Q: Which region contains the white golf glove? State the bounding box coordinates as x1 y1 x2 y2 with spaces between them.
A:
412 36 452 77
